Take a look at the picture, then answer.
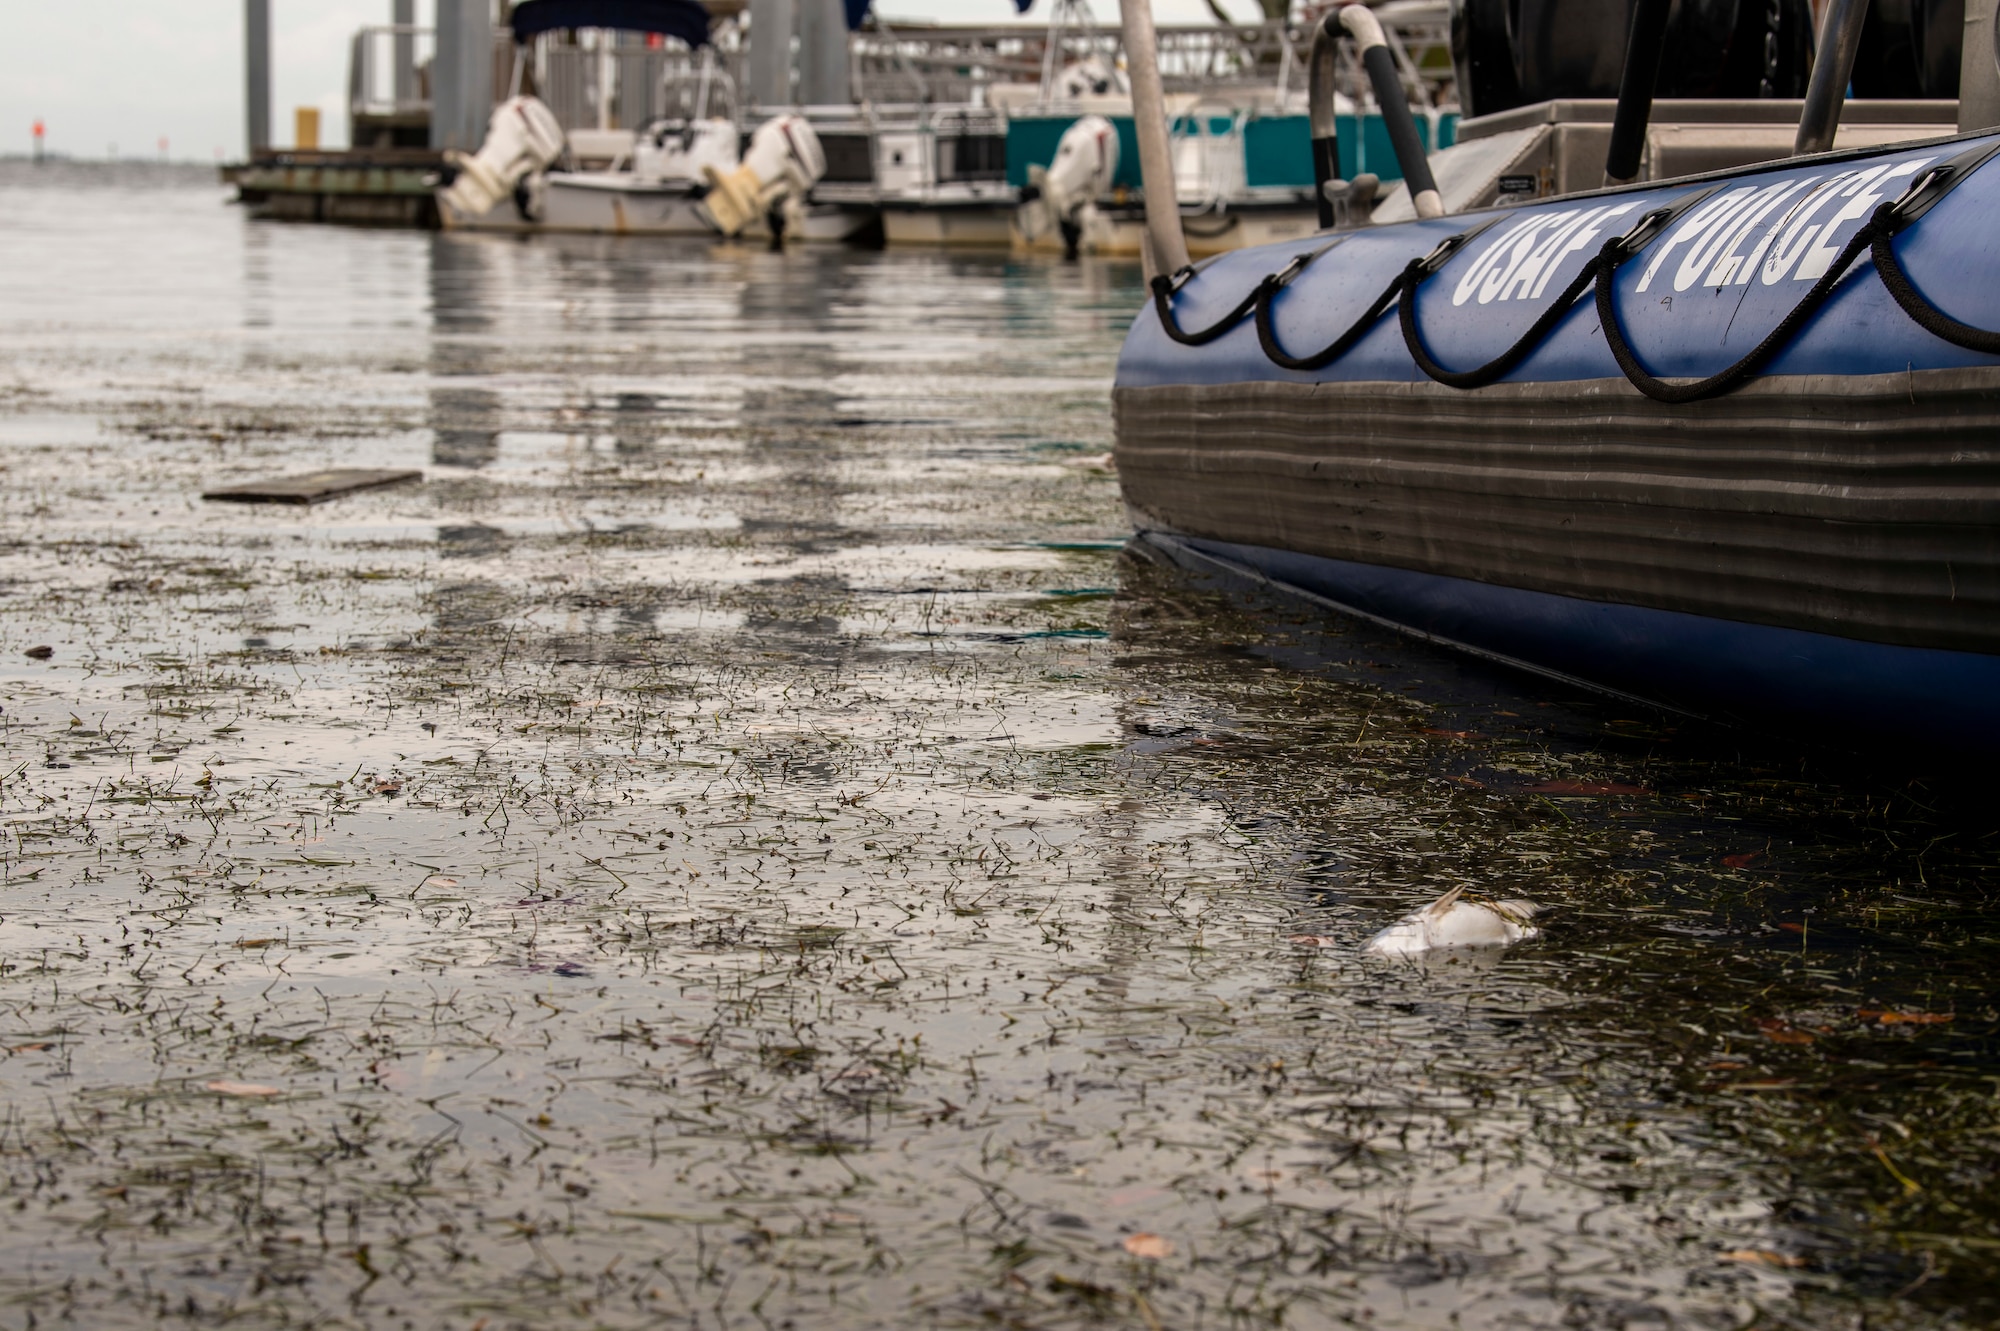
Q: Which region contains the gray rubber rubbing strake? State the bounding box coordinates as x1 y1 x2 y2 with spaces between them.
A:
1112 366 2000 656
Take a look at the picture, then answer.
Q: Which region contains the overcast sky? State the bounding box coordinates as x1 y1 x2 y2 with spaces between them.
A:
2 1 1245 160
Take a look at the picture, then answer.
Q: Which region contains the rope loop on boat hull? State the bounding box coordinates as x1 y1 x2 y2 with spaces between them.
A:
1256 264 1409 372
1871 209 2000 357
1591 224 1876 404
1402 254 1601 391
1149 150 2000 402
1149 271 1266 347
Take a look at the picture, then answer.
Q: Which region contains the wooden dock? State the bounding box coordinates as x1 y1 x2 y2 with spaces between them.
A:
226 149 444 228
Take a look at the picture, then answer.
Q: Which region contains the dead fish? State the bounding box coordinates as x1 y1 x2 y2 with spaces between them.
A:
1364 886 1540 957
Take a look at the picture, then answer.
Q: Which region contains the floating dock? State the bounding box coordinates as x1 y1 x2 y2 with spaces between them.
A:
229 148 443 226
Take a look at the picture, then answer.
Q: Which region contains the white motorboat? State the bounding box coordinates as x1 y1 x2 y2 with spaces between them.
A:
440 116 736 235
543 117 734 235
875 107 1016 248
437 0 759 238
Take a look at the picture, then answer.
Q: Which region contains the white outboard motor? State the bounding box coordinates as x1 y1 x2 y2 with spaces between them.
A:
439 96 566 219
1019 114 1119 259
699 115 826 240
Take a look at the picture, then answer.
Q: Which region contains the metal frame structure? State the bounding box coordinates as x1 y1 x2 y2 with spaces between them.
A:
845 15 1452 113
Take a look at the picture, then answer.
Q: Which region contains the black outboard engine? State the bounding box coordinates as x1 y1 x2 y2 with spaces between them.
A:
1450 0 1819 118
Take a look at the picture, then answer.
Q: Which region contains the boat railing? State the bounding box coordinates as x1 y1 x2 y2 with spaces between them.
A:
1148 96 1248 210
535 37 745 133
348 24 435 130
846 19 1449 112
1307 8 1443 222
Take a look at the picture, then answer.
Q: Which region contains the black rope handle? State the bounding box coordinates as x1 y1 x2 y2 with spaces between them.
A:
1149 239 1344 348
1400 255 1604 390
1149 153 2000 396
1593 188 2000 403
1388 191 1992 403
1393 193 1712 392
1593 225 1877 404
1254 223 1498 372
1256 264 1410 371
1149 267 1265 347
1871 202 2000 356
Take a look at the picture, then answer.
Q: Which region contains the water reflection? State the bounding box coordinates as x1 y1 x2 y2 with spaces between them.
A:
427 235 505 473
435 523 508 560
241 222 273 331
9 170 1995 1328
1103 545 2000 1322
428 232 502 338
609 390 658 457
428 386 501 469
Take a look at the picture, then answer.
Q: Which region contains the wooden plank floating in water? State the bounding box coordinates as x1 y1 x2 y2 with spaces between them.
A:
202 469 422 505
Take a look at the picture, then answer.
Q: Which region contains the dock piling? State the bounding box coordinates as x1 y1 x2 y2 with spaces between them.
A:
245 0 271 152
798 0 851 107
749 0 797 107
393 0 416 107
432 0 495 152
1120 0 1190 279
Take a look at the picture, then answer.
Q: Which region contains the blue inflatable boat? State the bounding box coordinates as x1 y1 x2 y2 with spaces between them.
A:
1115 15 2000 752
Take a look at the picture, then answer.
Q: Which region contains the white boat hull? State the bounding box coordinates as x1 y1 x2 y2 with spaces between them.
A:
874 199 1322 256
437 193 539 233
881 205 1015 248
741 203 880 245
543 176 713 235
438 173 715 236
1013 204 1323 258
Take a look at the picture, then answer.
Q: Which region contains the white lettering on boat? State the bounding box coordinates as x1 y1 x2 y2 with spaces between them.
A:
1759 169 1868 285
1451 202 1638 306
1637 187 1755 293
1694 176 1814 288
1636 155 1935 294
1794 158 1930 279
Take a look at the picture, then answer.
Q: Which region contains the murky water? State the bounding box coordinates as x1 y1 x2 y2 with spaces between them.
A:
1 161 1998 1330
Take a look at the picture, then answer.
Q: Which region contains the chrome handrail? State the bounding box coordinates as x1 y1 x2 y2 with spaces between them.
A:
1307 8 1441 226
349 24 435 121
1306 17 1343 227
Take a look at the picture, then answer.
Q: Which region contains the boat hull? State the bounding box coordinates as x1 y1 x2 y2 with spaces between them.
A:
1137 528 2000 751
882 203 1016 248
744 202 881 245
438 174 714 235
1015 203 1323 257
1115 370 2000 658
437 182 877 244
1112 132 2000 752
542 177 712 234
878 201 1323 255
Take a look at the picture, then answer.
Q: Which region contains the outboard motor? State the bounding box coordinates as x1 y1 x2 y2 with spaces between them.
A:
699 115 826 241
1019 114 1119 260
438 96 566 219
